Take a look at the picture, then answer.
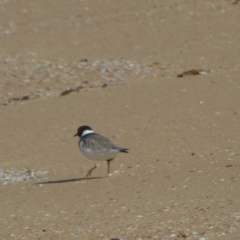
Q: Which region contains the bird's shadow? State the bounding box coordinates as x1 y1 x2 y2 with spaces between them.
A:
35 177 102 185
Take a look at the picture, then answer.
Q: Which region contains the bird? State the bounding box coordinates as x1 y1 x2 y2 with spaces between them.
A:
74 125 129 178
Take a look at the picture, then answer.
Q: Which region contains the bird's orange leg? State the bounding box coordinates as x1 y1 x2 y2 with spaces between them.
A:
86 163 97 177
105 159 114 178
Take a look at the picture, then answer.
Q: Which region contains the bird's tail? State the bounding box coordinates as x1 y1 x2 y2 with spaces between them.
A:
119 148 129 153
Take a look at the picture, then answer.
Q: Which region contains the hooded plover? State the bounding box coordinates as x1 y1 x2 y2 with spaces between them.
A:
74 125 129 177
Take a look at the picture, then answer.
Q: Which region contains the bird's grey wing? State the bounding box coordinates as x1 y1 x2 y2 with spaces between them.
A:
82 134 114 153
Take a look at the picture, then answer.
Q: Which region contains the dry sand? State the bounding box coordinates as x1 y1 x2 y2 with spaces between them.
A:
1 1 240 239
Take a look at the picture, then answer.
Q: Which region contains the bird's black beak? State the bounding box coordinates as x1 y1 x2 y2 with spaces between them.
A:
74 133 78 137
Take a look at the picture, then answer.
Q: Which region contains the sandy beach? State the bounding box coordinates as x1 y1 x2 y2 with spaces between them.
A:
1 1 240 239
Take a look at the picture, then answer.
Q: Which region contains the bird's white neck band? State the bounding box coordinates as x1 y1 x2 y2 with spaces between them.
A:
81 130 94 137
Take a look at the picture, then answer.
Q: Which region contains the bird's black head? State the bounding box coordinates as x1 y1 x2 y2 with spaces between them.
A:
74 125 92 138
